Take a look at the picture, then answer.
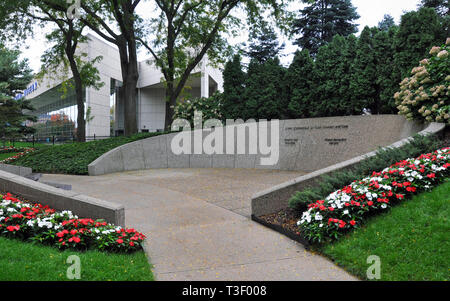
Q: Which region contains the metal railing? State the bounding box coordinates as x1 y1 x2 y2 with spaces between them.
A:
1 134 115 148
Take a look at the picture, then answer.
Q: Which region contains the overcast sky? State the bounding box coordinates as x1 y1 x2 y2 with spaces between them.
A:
20 0 422 72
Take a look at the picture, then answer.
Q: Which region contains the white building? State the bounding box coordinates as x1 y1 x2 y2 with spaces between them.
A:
22 33 223 138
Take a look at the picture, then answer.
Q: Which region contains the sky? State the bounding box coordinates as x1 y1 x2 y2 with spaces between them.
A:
20 0 422 72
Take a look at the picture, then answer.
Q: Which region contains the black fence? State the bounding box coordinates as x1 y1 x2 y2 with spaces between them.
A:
1 134 114 148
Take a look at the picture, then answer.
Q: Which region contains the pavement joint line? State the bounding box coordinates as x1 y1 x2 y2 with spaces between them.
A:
157 256 310 275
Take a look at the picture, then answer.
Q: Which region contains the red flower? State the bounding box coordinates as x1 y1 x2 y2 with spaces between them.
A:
6 225 20 232
116 239 124 244
350 220 356 226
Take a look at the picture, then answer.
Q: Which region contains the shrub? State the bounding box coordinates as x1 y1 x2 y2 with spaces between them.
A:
173 92 223 126
298 147 450 243
394 38 450 123
288 134 444 211
0 193 146 253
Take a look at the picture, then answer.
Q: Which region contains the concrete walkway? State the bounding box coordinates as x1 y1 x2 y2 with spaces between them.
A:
41 169 356 281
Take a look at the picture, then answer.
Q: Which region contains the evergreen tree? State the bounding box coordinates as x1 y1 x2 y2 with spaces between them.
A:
419 0 449 17
246 20 285 63
292 0 360 55
312 35 358 116
0 45 36 137
243 58 287 120
393 8 447 80
378 14 396 31
373 26 399 114
350 27 378 114
222 54 246 120
284 49 316 118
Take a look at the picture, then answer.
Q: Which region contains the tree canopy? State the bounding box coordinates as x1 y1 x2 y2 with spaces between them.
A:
292 0 360 55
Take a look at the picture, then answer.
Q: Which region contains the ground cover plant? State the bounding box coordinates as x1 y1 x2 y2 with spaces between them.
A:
0 193 146 253
297 147 449 243
320 180 450 281
10 132 168 174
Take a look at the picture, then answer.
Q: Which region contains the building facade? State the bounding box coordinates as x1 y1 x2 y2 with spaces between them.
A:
22 33 223 139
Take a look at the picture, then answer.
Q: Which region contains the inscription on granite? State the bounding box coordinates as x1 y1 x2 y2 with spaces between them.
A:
284 124 349 146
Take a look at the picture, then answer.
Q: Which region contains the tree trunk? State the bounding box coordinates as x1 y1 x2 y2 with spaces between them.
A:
74 77 86 142
67 52 86 142
164 88 177 130
117 36 139 136
123 77 138 136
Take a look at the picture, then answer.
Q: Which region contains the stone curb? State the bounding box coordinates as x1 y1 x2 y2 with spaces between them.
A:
0 170 125 226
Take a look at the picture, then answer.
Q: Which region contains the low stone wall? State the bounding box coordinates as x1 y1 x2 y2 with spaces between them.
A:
89 115 426 176
0 164 32 177
251 122 446 217
0 170 125 226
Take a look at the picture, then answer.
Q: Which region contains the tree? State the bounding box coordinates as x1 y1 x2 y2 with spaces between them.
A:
245 20 285 63
243 57 286 120
34 1 104 142
137 0 291 130
0 0 104 142
373 26 399 114
312 34 358 116
393 7 447 81
292 0 360 55
418 0 449 17
222 54 246 120
284 49 315 118
0 46 36 138
350 26 378 113
378 14 395 31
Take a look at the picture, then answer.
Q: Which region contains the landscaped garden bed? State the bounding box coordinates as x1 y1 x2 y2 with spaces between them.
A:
256 145 449 251
0 146 36 164
9 132 169 175
0 192 147 253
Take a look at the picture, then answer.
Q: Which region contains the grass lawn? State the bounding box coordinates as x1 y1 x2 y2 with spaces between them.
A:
10 132 168 175
0 237 154 281
320 180 450 281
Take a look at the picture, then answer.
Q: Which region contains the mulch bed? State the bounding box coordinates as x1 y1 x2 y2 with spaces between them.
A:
255 207 311 248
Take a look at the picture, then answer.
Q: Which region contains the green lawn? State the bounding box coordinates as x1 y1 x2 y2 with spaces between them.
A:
320 180 450 281
0 237 154 281
10 132 168 175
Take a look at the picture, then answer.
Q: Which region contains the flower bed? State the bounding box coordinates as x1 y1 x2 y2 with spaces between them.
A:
0 147 35 164
0 193 146 253
298 147 450 243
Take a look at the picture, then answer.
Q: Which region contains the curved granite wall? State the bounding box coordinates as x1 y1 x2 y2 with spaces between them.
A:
88 115 426 176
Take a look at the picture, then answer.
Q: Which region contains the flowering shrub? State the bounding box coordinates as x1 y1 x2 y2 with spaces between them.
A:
173 92 223 126
394 38 450 123
297 147 450 243
0 194 146 253
0 146 36 164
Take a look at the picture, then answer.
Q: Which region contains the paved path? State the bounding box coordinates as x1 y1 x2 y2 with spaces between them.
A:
41 169 356 281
